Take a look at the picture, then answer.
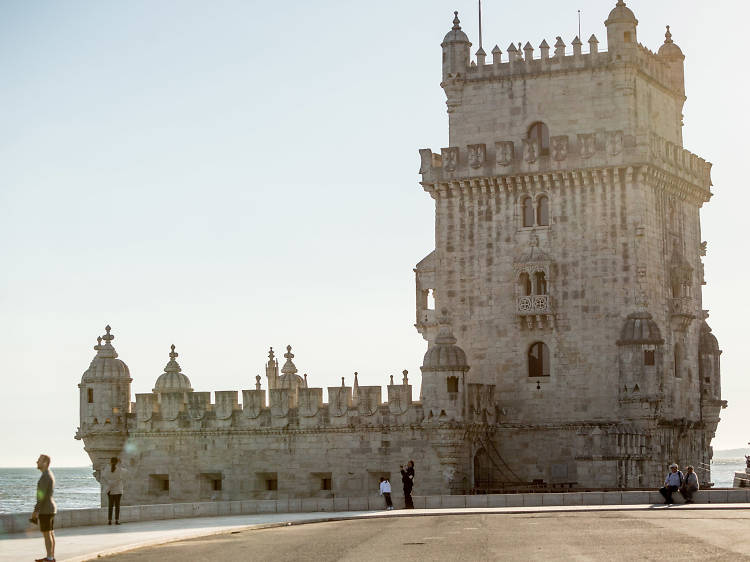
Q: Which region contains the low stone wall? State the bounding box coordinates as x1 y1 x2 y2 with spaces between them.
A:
2 489 749 535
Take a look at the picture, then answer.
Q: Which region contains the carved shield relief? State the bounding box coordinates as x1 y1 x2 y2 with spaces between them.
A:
550 135 569 161
522 138 538 163
495 141 514 166
606 130 624 156
468 144 486 169
441 147 459 171
578 133 596 158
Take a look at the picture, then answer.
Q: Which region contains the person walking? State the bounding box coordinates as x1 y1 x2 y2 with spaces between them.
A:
659 463 683 504
32 453 56 562
379 477 393 510
101 457 124 525
680 465 699 503
400 460 415 509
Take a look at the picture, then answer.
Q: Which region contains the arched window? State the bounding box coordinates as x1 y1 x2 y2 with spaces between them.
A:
519 272 532 296
528 342 550 377
528 122 550 156
536 195 549 226
534 271 547 295
446 376 459 393
522 196 535 227
673 343 683 378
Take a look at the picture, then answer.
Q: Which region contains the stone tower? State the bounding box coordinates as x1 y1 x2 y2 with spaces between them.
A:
75 326 131 486
416 3 726 488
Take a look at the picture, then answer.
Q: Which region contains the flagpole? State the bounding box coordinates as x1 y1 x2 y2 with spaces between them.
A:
479 0 483 51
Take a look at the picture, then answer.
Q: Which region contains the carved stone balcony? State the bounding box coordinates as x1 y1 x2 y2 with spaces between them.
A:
517 295 554 329
670 297 695 332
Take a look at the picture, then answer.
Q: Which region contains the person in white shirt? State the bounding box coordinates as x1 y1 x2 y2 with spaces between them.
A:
658 463 683 504
101 457 125 525
379 477 393 510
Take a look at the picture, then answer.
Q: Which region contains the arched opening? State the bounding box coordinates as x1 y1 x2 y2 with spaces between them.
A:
536 195 549 226
473 448 492 490
446 376 459 393
528 342 550 377
522 196 535 227
528 122 550 156
519 272 532 296
534 271 547 295
673 343 683 378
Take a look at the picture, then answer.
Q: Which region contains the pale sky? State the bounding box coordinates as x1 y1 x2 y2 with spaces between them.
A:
1 0 747 467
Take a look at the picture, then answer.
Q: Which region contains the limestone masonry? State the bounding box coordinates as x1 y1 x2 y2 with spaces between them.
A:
77 2 726 506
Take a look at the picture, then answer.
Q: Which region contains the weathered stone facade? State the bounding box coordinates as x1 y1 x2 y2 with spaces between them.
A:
416 2 726 488
77 3 726 505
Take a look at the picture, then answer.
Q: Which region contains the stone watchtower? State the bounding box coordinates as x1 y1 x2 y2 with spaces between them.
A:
75 326 132 487
416 2 726 488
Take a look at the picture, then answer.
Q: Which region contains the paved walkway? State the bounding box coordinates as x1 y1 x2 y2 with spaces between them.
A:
2 503 750 562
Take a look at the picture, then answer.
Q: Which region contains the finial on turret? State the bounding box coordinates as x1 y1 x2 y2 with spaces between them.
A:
255 375 261 390
402 369 409 385
102 325 114 343
664 25 673 43
95 335 102 350
452 11 461 30
303 373 308 384
353 372 359 386
341 376 345 387
390 374 394 385
616 0 626 6
268 347 275 361
281 345 298 375
164 344 182 373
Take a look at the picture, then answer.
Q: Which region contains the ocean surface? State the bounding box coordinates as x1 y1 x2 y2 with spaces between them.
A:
1 459 747 514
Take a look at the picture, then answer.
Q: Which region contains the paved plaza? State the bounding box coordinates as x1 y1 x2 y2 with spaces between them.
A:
2 504 749 562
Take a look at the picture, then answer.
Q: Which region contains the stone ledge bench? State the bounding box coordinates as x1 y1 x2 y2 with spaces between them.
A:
2 488 749 535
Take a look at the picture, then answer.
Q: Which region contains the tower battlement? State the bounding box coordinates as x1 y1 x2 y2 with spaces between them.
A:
454 36 684 98
418 130 711 204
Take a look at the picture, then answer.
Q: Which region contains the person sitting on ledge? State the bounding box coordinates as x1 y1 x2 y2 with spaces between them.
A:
659 463 683 505
680 465 699 504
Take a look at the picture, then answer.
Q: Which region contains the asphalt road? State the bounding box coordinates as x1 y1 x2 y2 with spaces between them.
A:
99 510 750 561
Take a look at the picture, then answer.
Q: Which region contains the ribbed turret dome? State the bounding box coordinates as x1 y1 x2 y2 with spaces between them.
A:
153 344 193 393
617 311 664 345
277 345 307 390
442 11 470 45
80 325 131 383
658 25 684 58
422 310 469 372
605 1 638 25
700 321 720 354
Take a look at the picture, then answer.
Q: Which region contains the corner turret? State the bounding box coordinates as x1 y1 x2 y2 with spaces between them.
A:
441 11 471 80
658 25 685 95
441 11 471 115
605 1 638 58
76 325 131 486
420 309 469 421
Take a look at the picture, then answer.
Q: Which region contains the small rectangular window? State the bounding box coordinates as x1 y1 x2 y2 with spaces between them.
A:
87 388 94 403
644 350 655 366
321 478 332 491
212 478 222 491
266 478 278 491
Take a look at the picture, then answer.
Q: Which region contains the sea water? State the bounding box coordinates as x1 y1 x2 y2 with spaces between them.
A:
0 467 100 514
0 460 746 514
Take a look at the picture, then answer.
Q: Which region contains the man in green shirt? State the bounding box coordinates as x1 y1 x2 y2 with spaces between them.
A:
32 454 57 562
